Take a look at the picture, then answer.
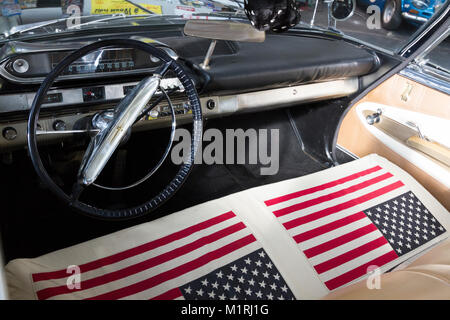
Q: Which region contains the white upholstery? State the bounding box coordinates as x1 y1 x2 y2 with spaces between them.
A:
5 154 449 300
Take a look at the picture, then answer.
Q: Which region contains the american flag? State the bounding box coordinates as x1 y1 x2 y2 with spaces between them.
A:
30 211 294 300
264 165 446 291
180 249 295 300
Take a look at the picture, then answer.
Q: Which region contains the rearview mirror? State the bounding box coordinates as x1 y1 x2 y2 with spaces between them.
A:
330 0 356 21
184 20 265 43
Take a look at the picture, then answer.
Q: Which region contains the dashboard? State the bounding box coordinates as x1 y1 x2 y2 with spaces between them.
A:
0 30 381 152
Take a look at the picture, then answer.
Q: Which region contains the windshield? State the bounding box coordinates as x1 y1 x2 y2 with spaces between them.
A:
0 0 447 54
0 0 245 39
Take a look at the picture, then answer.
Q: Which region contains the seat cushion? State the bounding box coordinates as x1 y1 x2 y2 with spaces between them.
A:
5 154 449 300
324 238 450 299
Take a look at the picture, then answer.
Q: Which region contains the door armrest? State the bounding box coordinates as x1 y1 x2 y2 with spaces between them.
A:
406 136 450 167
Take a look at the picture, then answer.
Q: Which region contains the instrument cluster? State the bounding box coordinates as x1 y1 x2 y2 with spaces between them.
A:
1 47 165 83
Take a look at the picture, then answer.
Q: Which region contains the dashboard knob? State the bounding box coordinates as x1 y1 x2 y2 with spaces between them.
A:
149 110 159 118
92 110 115 130
53 120 67 131
2 127 17 140
12 59 29 73
206 99 216 110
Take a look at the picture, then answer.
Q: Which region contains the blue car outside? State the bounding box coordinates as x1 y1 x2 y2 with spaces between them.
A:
357 0 445 30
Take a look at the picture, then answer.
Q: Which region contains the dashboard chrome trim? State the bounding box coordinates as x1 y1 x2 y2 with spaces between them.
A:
0 61 157 84
0 77 184 113
400 66 450 95
0 78 359 151
215 78 359 116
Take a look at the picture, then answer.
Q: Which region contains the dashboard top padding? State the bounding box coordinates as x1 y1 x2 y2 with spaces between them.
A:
166 34 379 95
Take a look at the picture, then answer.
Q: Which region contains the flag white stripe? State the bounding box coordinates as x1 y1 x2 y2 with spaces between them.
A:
297 218 374 250
57 228 252 299
34 215 243 291
319 243 393 282
286 184 409 237
266 165 408 291
268 168 389 211
276 175 400 225
42 226 253 299
308 230 383 266
285 183 408 240
50 240 259 300
127 241 261 300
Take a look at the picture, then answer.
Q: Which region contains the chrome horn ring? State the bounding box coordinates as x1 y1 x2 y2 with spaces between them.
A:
27 39 203 220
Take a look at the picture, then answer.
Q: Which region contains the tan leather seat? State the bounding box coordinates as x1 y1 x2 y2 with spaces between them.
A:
324 238 450 299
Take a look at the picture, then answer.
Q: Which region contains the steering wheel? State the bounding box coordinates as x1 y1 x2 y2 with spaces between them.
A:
27 39 203 220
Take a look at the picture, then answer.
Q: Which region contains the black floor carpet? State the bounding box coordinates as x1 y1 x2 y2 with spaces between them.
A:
0 108 354 262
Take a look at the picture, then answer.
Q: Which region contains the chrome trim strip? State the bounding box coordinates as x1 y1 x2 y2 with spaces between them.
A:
399 3 450 57
400 66 450 95
0 60 158 84
336 144 359 160
0 77 183 113
216 78 359 115
0 78 359 151
79 75 161 185
413 27 450 64
0 42 84 62
0 39 175 62
401 12 428 23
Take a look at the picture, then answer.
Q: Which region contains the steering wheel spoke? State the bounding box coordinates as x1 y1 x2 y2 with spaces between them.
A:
155 60 173 77
36 129 100 136
78 74 162 186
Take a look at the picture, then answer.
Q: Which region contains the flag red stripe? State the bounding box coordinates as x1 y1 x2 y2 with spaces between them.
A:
85 234 257 300
36 222 247 300
283 181 404 230
273 172 393 217
265 166 382 206
303 223 379 258
150 288 183 300
313 237 389 274
293 212 367 243
324 250 398 290
32 211 236 282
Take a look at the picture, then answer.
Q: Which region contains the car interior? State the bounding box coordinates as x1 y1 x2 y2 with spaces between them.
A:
0 0 448 301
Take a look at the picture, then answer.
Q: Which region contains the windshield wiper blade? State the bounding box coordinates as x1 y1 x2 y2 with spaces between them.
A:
5 13 129 38
5 18 67 38
67 13 127 30
122 0 158 15
294 21 343 36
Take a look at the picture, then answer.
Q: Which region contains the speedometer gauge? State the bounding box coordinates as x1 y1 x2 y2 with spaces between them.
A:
57 48 139 76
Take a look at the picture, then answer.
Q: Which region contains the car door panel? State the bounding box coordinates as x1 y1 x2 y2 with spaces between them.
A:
337 74 450 210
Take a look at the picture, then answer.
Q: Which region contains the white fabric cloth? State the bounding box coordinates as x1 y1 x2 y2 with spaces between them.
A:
5 154 450 300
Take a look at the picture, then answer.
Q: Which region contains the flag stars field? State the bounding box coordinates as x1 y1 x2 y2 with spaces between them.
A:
180 249 295 300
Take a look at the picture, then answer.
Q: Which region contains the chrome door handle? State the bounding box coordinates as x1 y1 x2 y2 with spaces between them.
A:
366 109 382 125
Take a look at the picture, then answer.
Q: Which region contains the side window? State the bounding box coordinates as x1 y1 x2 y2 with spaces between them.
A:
423 34 450 75
299 0 449 53
404 30 450 94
